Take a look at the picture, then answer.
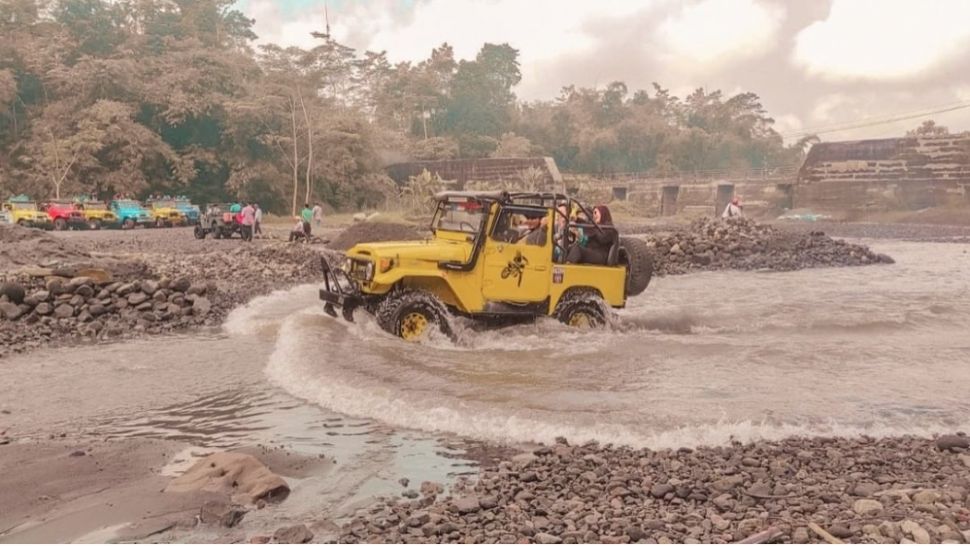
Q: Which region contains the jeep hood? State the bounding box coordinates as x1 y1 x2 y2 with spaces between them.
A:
349 240 470 263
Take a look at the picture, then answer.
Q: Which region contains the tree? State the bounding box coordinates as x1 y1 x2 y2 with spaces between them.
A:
491 132 537 158
443 43 520 140
907 120 949 137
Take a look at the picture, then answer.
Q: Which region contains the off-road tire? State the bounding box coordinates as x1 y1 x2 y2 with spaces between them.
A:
194 225 206 239
554 289 608 328
212 223 222 239
376 289 454 341
619 237 654 296
123 218 135 229
155 218 165 228
89 219 102 230
53 218 67 231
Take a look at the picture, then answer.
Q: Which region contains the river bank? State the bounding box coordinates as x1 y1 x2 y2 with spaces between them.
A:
1 224 968 543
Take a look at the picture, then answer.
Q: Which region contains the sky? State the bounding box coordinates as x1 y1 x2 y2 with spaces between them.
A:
235 0 970 143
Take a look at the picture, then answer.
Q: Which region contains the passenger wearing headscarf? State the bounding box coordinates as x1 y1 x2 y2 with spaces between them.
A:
566 205 618 265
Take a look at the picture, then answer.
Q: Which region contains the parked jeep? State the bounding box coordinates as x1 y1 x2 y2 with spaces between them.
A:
147 199 188 227
75 201 119 229
2 199 53 229
193 203 242 239
110 199 154 229
174 198 201 225
42 200 87 230
319 191 653 341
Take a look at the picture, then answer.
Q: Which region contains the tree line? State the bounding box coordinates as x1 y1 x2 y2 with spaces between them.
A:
0 0 810 213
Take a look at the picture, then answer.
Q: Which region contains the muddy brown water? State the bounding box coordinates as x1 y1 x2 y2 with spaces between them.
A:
2 240 969 461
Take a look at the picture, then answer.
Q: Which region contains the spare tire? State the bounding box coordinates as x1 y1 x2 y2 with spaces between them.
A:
620 237 654 296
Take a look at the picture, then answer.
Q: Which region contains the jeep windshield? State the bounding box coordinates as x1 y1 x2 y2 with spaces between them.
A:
432 197 486 235
82 202 107 210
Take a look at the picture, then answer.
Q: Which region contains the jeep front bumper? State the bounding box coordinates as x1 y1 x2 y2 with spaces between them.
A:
318 257 363 320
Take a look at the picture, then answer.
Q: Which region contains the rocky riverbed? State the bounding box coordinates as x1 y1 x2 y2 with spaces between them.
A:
0 217 897 357
642 217 894 276
0 224 331 358
338 435 970 544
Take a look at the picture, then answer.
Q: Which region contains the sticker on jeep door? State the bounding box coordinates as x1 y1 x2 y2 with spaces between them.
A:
552 266 564 284
501 252 529 287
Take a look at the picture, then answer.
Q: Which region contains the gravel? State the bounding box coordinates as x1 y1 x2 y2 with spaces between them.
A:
0 227 330 358
642 217 894 276
337 435 970 544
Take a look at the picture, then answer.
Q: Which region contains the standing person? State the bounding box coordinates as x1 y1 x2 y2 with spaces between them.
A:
240 202 255 242
722 196 743 218
301 203 313 237
312 202 323 228
253 203 263 238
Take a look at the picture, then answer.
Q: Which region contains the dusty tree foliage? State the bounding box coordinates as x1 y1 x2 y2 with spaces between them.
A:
0 0 809 211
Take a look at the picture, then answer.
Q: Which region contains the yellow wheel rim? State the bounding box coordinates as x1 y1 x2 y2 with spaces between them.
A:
400 312 430 341
568 311 593 328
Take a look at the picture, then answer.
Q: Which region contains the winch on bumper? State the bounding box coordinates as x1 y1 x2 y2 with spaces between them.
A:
318 257 369 321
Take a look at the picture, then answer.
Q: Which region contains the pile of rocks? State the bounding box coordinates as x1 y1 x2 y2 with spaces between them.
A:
645 218 894 276
329 222 425 251
0 243 328 357
338 435 970 544
0 272 218 356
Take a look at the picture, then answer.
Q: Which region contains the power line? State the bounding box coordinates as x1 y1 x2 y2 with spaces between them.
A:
780 99 970 139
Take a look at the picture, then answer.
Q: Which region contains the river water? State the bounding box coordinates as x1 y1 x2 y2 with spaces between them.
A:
3 240 969 455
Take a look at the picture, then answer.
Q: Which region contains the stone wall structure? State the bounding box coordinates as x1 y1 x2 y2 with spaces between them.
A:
384 136 970 218
386 157 563 190
795 135 970 212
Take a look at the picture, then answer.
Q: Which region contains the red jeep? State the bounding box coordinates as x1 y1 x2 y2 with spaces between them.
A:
43 201 88 231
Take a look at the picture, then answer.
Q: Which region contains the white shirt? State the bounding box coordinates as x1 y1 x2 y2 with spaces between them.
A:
312 205 323 220
255 208 263 222
722 203 742 218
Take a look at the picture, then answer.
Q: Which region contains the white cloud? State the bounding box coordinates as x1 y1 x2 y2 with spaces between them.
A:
793 0 970 81
654 0 784 67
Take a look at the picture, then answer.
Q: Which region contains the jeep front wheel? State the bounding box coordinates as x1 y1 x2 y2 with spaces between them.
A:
377 290 454 342
554 289 608 328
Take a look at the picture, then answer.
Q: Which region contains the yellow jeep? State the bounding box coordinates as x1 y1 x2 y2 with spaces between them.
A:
147 199 187 227
319 191 653 341
2 200 53 229
75 201 119 229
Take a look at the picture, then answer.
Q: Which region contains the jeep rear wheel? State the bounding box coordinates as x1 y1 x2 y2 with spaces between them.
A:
377 290 454 342
89 219 102 230
194 225 206 239
554 289 608 328
619 237 654 296
54 218 67 231
212 223 222 239
123 218 135 229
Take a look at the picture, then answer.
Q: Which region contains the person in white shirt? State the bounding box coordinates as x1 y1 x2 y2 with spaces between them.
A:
722 196 743 218
312 203 323 228
289 217 307 243
253 203 263 237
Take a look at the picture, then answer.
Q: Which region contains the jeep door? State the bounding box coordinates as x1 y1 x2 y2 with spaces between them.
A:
481 206 552 303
